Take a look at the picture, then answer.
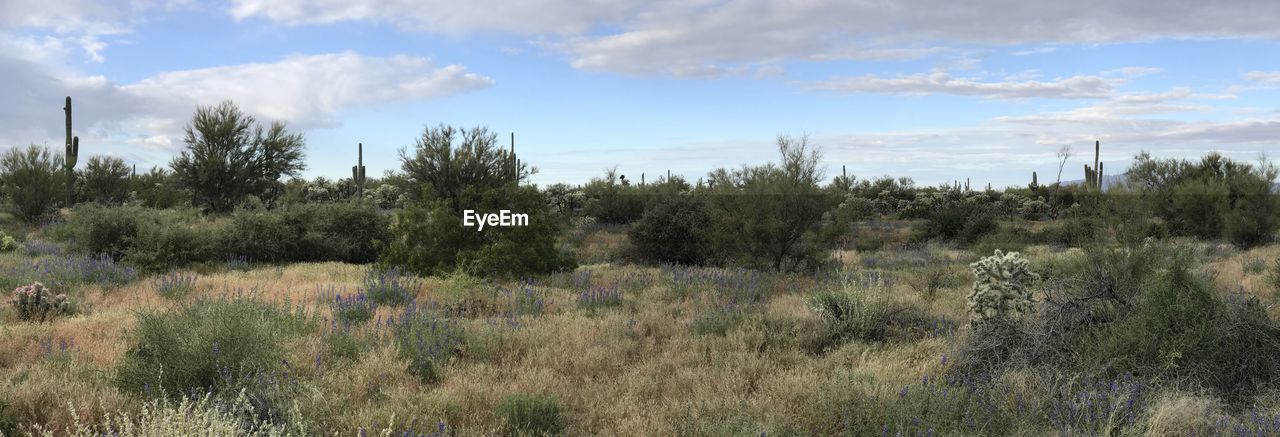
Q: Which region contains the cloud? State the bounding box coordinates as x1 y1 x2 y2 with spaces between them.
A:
804 71 1117 100
0 50 493 157
227 0 1280 76
1244 71 1280 86
1010 46 1057 56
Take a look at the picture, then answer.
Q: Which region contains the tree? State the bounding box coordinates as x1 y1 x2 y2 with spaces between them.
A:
0 145 64 222
130 166 187 209
170 101 305 213
704 134 841 272
79 155 132 204
399 124 528 210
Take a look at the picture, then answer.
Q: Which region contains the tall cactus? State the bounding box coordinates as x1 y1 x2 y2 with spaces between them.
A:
1031 171 1038 189
352 142 366 197
63 97 79 207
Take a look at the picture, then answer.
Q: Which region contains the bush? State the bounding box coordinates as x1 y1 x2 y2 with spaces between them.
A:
127 214 221 272
1268 258 1280 295
78 155 132 205
381 184 576 278
9 282 73 322
0 232 18 252
1090 258 1280 404
626 194 711 266
153 272 198 300
67 204 142 260
390 304 464 384
362 266 420 306
496 394 566 436
331 292 375 324
115 296 310 398
0 145 63 222
581 168 646 225
219 202 389 264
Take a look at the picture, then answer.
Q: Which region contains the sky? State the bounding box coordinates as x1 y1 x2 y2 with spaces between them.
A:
2 0 1279 188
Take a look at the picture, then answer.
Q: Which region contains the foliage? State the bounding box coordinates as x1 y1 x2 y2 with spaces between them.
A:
361 266 419 306
703 135 840 272
153 271 198 300
496 393 566 436
27 389 300 437
1090 257 1280 404
626 194 711 266
1127 152 1279 248
580 167 645 224
126 212 220 272
0 144 64 222
221 202 390 264
967 250 1037 327
0 232 18 252
399 124 527 209
115 296 310 399
9 282 73 322
330 292 375 324
129 166 188 209
381 184 575 278
390 304 464 384
1268 258 1280 295
170 101 306 213
78 155 132 205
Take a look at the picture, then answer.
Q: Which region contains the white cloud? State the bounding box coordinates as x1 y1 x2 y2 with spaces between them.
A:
227 0 1280 76
1244 71 1280 86
1010 46 1057 56
0 50 493 156
804 71 1117 100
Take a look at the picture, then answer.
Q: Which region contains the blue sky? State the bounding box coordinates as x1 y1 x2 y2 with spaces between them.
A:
2 1 1279 187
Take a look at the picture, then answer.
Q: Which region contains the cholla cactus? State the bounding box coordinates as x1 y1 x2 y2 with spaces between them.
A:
10 282 73 322
966 250 1038 326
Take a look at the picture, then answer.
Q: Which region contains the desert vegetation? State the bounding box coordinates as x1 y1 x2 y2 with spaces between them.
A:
2 99 1280 436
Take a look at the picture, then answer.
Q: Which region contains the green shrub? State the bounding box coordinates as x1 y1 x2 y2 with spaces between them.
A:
0 233 18 252
116 296 310 398
126 215 220 272
496 393 566 436
291 202 390 263
362 266 419 306
28 389 298 436
1090 258 1280 404
626 194 711 266
9 282 73 322
690 306 750 336
67 204 142 260
391 305 464 384
0 145 63 222
381 184 575 278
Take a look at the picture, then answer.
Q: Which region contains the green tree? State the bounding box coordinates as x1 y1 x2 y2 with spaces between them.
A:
704 134 841 272
130 166 187 208
0 144 64 222
79 155 132 204
170 101 306 213
399 124 527 209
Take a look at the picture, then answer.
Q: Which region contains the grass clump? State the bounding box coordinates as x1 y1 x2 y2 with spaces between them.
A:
115 295 312 398
390 304 464 384
152 271 198 300
363 266 420 306
330 292 375 324
27 389 300 436
496 393 566 436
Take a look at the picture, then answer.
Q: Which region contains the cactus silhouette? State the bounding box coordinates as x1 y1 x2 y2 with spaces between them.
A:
352 143 367 197
64 96 79 207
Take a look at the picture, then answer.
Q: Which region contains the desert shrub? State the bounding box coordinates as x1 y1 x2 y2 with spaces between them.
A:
626 194 711 266
1268 258 1280 295
28 389 299 436
1089 259 1280 404
966 250 1037 327
581 168 646 225
126 215 220 272
381 184 576 278
362 266 420 306
152 271 198 300
1128 152 1279 248
66 204 142 260
221 209 298 263
904 258 957 301
496 394 566 437
702 135 840 272
331 292 375 324
78 155 132 205
115 296 311 398
0 232 18 252
576 284 622 311
970 227 1034 256
289 202 390 263
0 145 63 222
690 305 751 336
805 288 937 352
9 282 73 322
390 304 464 384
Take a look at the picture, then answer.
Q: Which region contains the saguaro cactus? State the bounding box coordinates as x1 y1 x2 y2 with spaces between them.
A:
352 143 366 197
967 249 1038 326
1030 171 1039 190
63 96 79 207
